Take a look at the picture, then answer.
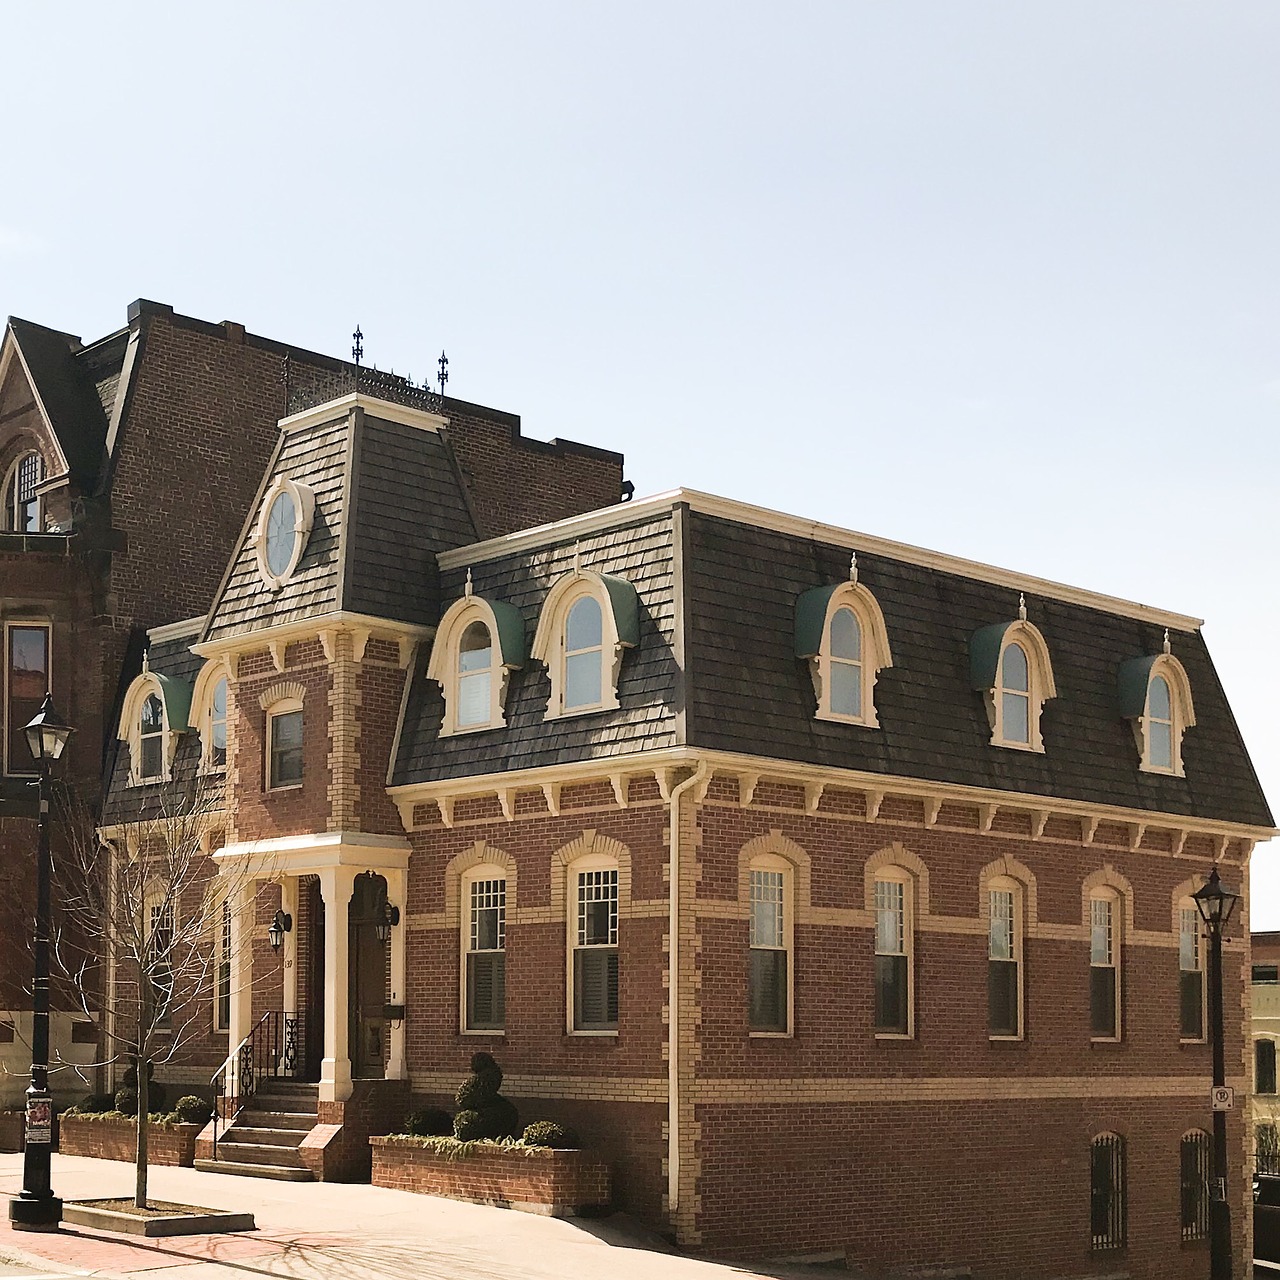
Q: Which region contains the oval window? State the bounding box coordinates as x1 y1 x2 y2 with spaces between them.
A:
265 491 297 578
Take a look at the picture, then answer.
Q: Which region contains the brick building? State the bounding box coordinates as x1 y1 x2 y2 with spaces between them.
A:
71 313 1274 1277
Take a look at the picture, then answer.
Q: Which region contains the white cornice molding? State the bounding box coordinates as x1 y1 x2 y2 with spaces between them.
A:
387 745 1276 844
147 615 207 645
437 489 1204 632
193 610 434 666
277 393 448 437
213 829 411 876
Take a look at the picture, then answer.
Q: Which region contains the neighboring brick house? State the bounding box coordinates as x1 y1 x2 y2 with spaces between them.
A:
1252 932 1280 1172
98 362 1271 1276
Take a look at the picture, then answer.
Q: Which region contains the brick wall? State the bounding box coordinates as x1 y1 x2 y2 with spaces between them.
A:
59 1115 200 1167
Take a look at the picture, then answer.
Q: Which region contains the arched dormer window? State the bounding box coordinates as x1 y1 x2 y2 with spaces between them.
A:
970 608 1056 751
426 589 526 735
191 660 231 771
795 565 893 727
118 666 192 786
531 567 638 719
3 450 43 533
254 476 316 591
1117 646 1195 776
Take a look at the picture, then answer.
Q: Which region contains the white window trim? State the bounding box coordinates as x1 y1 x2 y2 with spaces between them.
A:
254 476 316 592
213 894 232 1033
986 876 1024 1042
459 863 508 1035
748 852 795 1038
1089 889 1123 1043
4 619 51 777
565 850 620 1036
986 621 1056 752
117 671 178 785
426 598 516 736
532 571 633 720
873 867 915 1040
1133 654 1196 777
810 582 893 728
191 659 231 773
1177 899 1206 1045
264 695 304 792
2 450 43 533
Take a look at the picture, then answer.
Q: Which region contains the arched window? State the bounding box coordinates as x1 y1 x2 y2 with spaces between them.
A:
209 677 228 769
531 569 638 720
873 869 913 1036
1090 1133 1127 1250
748 854 792 1034
456 622 494 730
1180 1130 1210 1242
970 615 1055 751
998 642 1031 745
3 451 43 533
1147 676 1173 769
1089 889 1122 1040
987 879 1023 1039
461 865 506 1032
1119 648 1196 775
1178 902 1204 1041
569 853 619 1033
795 573 893 727
139 693 165 781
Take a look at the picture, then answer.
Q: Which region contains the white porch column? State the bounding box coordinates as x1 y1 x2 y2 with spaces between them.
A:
317 866 357 1102
225 876 257 1097
280 876 299 1019
385 867 407 1081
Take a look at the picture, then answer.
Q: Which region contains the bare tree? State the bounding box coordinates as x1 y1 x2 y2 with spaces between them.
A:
51 775 258 1208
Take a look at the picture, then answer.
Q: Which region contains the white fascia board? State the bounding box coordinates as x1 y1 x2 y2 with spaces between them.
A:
192 610 435 659
147 615 207 645
436 488 1204 632
213 829 411 874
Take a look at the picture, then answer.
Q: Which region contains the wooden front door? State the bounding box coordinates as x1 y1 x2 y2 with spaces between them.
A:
303 877 325 1082
348 873 388 1079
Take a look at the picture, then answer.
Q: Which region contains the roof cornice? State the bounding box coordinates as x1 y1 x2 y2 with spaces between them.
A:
437 488 1204 632
277 392 448 437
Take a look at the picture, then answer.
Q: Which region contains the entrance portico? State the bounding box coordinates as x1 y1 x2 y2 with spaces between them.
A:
214 830 410 1103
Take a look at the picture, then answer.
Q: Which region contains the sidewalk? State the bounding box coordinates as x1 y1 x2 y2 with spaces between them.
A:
0 1155 808 1280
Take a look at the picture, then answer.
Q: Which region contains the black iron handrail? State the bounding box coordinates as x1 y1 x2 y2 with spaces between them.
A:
210 1010 305 1159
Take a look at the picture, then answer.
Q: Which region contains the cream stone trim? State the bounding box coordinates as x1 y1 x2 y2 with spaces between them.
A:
436 488 1205 631
194 611 431 668
738 831 812 923
456 850 514 1035
254 475 315 591
146 615 205 645
258 681 305 711
213 829 410 879
408 1071 666 1104
387 746 1276 847
864 843 930 917
1082 865 1136 939
444 840 518 928
278 392 448 438
978 854 1039 929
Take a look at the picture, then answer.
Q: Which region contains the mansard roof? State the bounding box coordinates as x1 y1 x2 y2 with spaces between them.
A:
392 491 1272 830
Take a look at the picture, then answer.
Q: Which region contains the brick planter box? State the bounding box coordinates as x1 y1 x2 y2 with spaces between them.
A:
370 1136 610 1217
59 1115 201 1167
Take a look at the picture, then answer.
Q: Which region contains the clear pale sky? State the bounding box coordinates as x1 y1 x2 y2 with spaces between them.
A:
3 4 1276 917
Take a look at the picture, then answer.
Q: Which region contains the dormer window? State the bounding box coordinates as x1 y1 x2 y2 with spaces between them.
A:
531 566 639 720
426 589 526 736
254 476 316 590
191 660 230 771
795 562 893 727
209 677 228 767
1118 643 1195 776
970 607 1056 752
139 694 165 780
3 451 43 533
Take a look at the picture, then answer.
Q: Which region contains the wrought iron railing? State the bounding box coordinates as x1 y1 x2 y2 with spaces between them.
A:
210 1010 305 1158
284 361 446 417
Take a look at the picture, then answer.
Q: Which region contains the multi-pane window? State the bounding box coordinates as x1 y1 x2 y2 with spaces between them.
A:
1179 906 1204 1040
999 641 1031 745
874 876 909 1035
456 622 493 730
139 693 165 780
215 899 231 1032
5 452 43 532
269 708 303 788
988 887 1020 1037
827 607 863 720
5 624 49 774
564 596 604 711
1180 1131 1210 1242
1090 1133 1127 1250
1146 675 1174 771
149 901 175 1028
1258 1039 1277 1095
210 678 228 768
573 868 618 1030
1090 895 1119 1039
1255 965 1280 985
1259 1124 1280 1176
749 868 788 1032
466 877 506 1031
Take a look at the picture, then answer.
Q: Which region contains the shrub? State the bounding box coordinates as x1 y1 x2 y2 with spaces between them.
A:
451 1053 518 1142
522 1120 578 1149
171 1096 212 1126
120 1061 155 1088
114 1087 138 1116
77 1092 115 1115
403 1107 453 1137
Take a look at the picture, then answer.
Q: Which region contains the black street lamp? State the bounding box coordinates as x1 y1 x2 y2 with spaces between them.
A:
1193 866 1240 1280
9 693 73 1232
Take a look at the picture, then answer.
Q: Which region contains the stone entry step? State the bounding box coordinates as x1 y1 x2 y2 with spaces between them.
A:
194 1158 315 1182
203 1080 320 1182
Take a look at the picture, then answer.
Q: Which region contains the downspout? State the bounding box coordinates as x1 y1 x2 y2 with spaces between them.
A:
667 759 709 1221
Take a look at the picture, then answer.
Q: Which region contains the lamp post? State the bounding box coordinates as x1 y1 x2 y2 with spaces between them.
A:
1193 866 1240 1280
8 694 73 1232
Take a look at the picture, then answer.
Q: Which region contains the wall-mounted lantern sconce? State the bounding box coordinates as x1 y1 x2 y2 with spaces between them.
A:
375 903 400 944
268 909 293 953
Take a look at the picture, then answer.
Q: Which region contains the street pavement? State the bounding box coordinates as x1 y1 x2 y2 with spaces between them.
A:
0 1154 820 1280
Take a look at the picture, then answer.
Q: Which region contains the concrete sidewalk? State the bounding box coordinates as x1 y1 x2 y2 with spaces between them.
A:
0 1155 812 1280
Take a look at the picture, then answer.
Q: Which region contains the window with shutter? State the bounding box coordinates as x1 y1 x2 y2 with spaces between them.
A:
465 877 506 1030
573 868 618 1031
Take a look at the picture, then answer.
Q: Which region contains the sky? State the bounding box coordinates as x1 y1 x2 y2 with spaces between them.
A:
2 3 1277 915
